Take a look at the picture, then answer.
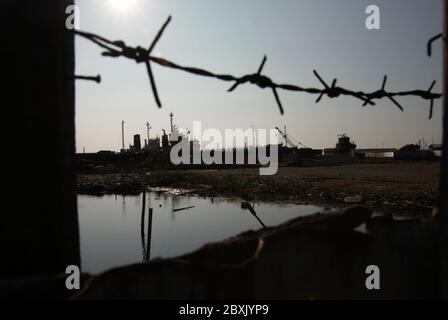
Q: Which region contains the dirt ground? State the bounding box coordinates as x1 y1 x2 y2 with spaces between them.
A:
77 161 440 218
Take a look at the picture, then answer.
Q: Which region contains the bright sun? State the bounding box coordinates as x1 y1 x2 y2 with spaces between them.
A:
108 0 138 14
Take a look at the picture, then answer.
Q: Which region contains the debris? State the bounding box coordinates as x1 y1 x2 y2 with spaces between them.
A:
173 206 195 212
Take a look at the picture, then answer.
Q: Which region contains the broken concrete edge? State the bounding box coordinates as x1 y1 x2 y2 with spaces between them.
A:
72 205 372 299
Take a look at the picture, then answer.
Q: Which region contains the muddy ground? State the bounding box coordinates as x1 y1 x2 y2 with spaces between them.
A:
77 161 440 218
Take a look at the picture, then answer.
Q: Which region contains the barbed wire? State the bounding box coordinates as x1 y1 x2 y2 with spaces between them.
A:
74 15 442 119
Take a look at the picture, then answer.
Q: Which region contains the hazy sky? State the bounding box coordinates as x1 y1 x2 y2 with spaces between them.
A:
75 0 443 152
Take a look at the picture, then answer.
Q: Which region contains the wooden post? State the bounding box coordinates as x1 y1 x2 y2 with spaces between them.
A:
0 0 80 277
440 0 448 299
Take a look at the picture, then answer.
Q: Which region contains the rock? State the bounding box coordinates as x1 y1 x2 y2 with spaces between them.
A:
344 195 363 204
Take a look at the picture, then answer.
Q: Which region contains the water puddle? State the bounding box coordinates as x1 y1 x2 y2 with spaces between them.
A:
78 192 327 273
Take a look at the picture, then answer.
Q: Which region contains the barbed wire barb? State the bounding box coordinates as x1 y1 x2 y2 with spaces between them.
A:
428 33 443 57
226 55 284 114
70 74 101 83
427 80 437 119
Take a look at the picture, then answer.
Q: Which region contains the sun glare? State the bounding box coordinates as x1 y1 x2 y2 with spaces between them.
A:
108 0 138 15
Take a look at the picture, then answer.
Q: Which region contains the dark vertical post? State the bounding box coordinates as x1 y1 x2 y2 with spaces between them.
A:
0 0 79 277
146 208 153 261
440 0 448 299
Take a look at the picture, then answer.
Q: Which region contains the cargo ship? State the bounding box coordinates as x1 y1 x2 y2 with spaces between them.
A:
324 134 357 155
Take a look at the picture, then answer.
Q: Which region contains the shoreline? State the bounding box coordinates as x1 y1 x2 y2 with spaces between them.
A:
77 162 439 218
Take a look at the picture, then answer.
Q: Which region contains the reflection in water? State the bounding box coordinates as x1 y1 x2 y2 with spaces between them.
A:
78 192 326 273
140 190 153 262
241 201 266 228
146 209 153 261
122 195 126 217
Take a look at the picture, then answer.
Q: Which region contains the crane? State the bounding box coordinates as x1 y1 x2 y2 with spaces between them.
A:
275 126 309 149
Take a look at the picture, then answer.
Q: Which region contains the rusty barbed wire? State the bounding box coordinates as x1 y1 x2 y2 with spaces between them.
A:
74 15 442 119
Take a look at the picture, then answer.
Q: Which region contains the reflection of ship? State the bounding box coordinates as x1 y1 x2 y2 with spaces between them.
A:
324 134 357 155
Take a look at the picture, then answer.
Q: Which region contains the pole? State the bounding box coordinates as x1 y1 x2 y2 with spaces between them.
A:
121 120 125 151
169 112 174 133
146 122 150 143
